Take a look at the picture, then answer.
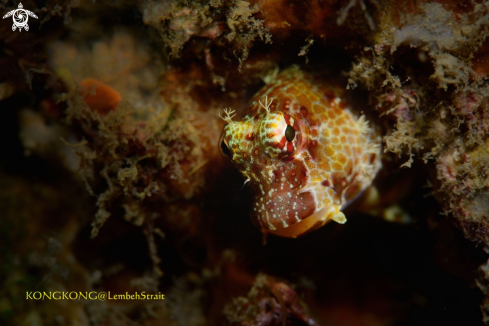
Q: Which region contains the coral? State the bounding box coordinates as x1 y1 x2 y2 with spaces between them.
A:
451 88 489 147
255 0 372 43
377 87 423 168
346 1 489 226
436 138 489 244
48 29 224 238
140 0 271 67
141 0 213 58
223 273 319 326
478 256 489 324
224 0 272 67
63 87 220 236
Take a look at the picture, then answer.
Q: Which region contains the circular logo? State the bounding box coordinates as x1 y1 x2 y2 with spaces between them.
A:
13 10 28 27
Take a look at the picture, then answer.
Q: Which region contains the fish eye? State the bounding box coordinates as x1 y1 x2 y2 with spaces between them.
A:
219 130 233 159
220 139 232 158
285 125 295 142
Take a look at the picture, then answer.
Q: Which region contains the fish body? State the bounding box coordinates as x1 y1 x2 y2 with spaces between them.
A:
221 66 381 237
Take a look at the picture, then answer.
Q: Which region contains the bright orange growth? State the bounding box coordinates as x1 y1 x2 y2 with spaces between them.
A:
79 78 121 116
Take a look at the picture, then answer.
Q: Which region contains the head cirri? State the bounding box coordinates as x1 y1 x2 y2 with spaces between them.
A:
220 66 381 238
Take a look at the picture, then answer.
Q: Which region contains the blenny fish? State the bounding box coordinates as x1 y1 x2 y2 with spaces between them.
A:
220 66 381 238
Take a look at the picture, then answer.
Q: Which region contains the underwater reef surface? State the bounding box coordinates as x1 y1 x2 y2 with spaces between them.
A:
1 0 489 325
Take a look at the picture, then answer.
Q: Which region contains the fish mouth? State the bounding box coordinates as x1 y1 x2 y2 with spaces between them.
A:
250 188 316 233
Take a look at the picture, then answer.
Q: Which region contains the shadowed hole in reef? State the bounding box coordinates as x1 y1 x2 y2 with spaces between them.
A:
72 217 152 274
179 235 209 268
321 216 479 324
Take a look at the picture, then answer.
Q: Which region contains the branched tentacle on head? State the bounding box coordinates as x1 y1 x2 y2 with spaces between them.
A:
219 108 236 124
259 95 274 113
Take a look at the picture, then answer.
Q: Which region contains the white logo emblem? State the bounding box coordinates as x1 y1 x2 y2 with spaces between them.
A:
2 3 38 32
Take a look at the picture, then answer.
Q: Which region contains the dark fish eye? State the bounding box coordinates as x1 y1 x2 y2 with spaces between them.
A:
285 125 295 142
221 139 232 158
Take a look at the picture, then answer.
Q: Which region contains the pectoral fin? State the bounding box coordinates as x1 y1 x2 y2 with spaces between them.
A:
266 205 346 238
329 209 347 224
